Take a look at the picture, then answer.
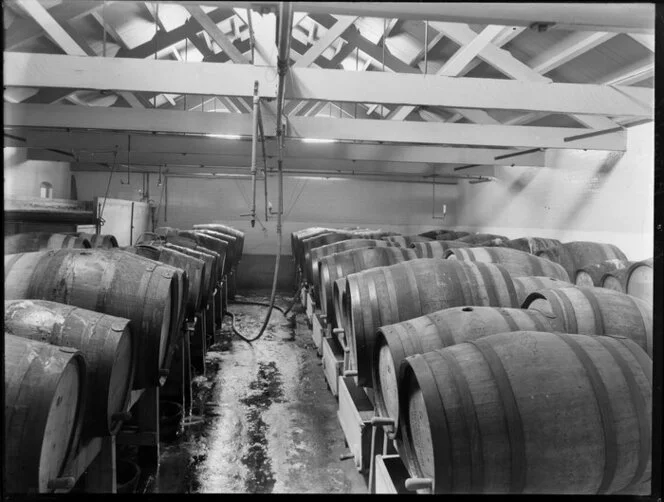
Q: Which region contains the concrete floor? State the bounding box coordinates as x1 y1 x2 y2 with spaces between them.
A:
154 291 368 494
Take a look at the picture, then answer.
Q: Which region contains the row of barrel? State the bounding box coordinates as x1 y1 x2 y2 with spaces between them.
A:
292 227 653 494
4 223 245 493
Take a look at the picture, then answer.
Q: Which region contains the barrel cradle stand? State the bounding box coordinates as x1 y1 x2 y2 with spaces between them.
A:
321 328 346 396
373 454 410 494
305 289 315 325
55 435 117 493
116 387 160 483
311 311 327 356
160 318 194 427
191 308 209 377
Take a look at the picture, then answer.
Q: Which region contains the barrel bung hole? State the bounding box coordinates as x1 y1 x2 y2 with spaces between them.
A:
462 307 474 312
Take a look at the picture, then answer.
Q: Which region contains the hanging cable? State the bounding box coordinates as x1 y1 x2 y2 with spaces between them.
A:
424 20 429 76
98 149 119 229
229 1 293 345
102 1 106 57
382 18 386 72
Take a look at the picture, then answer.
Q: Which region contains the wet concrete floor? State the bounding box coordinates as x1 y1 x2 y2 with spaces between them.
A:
154 291 368 494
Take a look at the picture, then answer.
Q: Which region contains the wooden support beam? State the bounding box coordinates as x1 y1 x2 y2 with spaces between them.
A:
11 129 549 166
527 31 616 74
438 25 505 76
228 2 655 33
5 52 278 99
184 5 249 63
294 15 358 67
5 103 277 136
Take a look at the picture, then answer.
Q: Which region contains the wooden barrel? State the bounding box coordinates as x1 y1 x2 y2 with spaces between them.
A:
5 334 87 493
74 233 119 249
161 234 224 284
290 227 337 267
318 246 419 327
418 230 470 241
382 235 432 247
162 241 218 306
502 237 562 255
445 247 571 282
5 249 179 388
411 240 471 258
194 229 238 266
398 331 652 494
5 233 91 254
456 233 509 245
125 244 201 316
601 259 653 304
302 233 355 279
512 276 572 306
473 237 510 247
333 278 349 333
192 223 245 260
575 259 632 287
176 230 228 277
344 258 521 387
310 239 394 302
523 286 652 357
536 241 628 282
119 246 188 344
373 307 555 436
5 300 135 437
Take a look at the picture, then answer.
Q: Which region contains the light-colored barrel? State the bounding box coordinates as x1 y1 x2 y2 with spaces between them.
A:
601 259 653 304
344 258 521 387
523 286 653 357
398 331 652 494
5 300 135 436
5 334 87 493
382 235 432 247
575 259 632 288
161 242 217 307
4 249 178 388
418 229 470 241
373 306 555 436
192 223 245 260
445 247 571 282
456 233 509 245
512 276 572 307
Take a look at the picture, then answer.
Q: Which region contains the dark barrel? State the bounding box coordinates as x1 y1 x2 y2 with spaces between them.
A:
523 286 653 357
456 233 509 245
410 240 471 258
161 242 217 307
5 299 135 436
445 247 571 282
5 334 87 493
5 232 91 254
344 258 522 387
193 229 238 268
503 237 563 255
398 331 652 494
5 249 179 388
73 233 119 249
192 223 245 260
536 241 628 282
318 246 419 326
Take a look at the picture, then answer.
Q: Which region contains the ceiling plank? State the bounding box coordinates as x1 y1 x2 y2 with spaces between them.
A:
294 15 358 67
142 1 168 33
185 5 249 63
5 103 626 150
528 31 616 74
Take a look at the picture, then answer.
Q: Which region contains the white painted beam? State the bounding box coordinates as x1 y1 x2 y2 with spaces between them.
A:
185 5 249 63
599 60 654 86
142 2 167 33
5 103 277 136
15 0 87 56
5 52 278 98
233 2 655 33
10 129 548 166
439 25 505 76
285 117 627 150
528 31 616 74
294 15 358 67
284 66 652 117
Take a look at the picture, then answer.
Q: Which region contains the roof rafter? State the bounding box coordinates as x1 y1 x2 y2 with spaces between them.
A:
294 15 358 67
185 5 249 63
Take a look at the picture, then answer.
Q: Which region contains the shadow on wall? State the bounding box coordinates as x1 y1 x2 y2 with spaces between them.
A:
557 151 625 230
